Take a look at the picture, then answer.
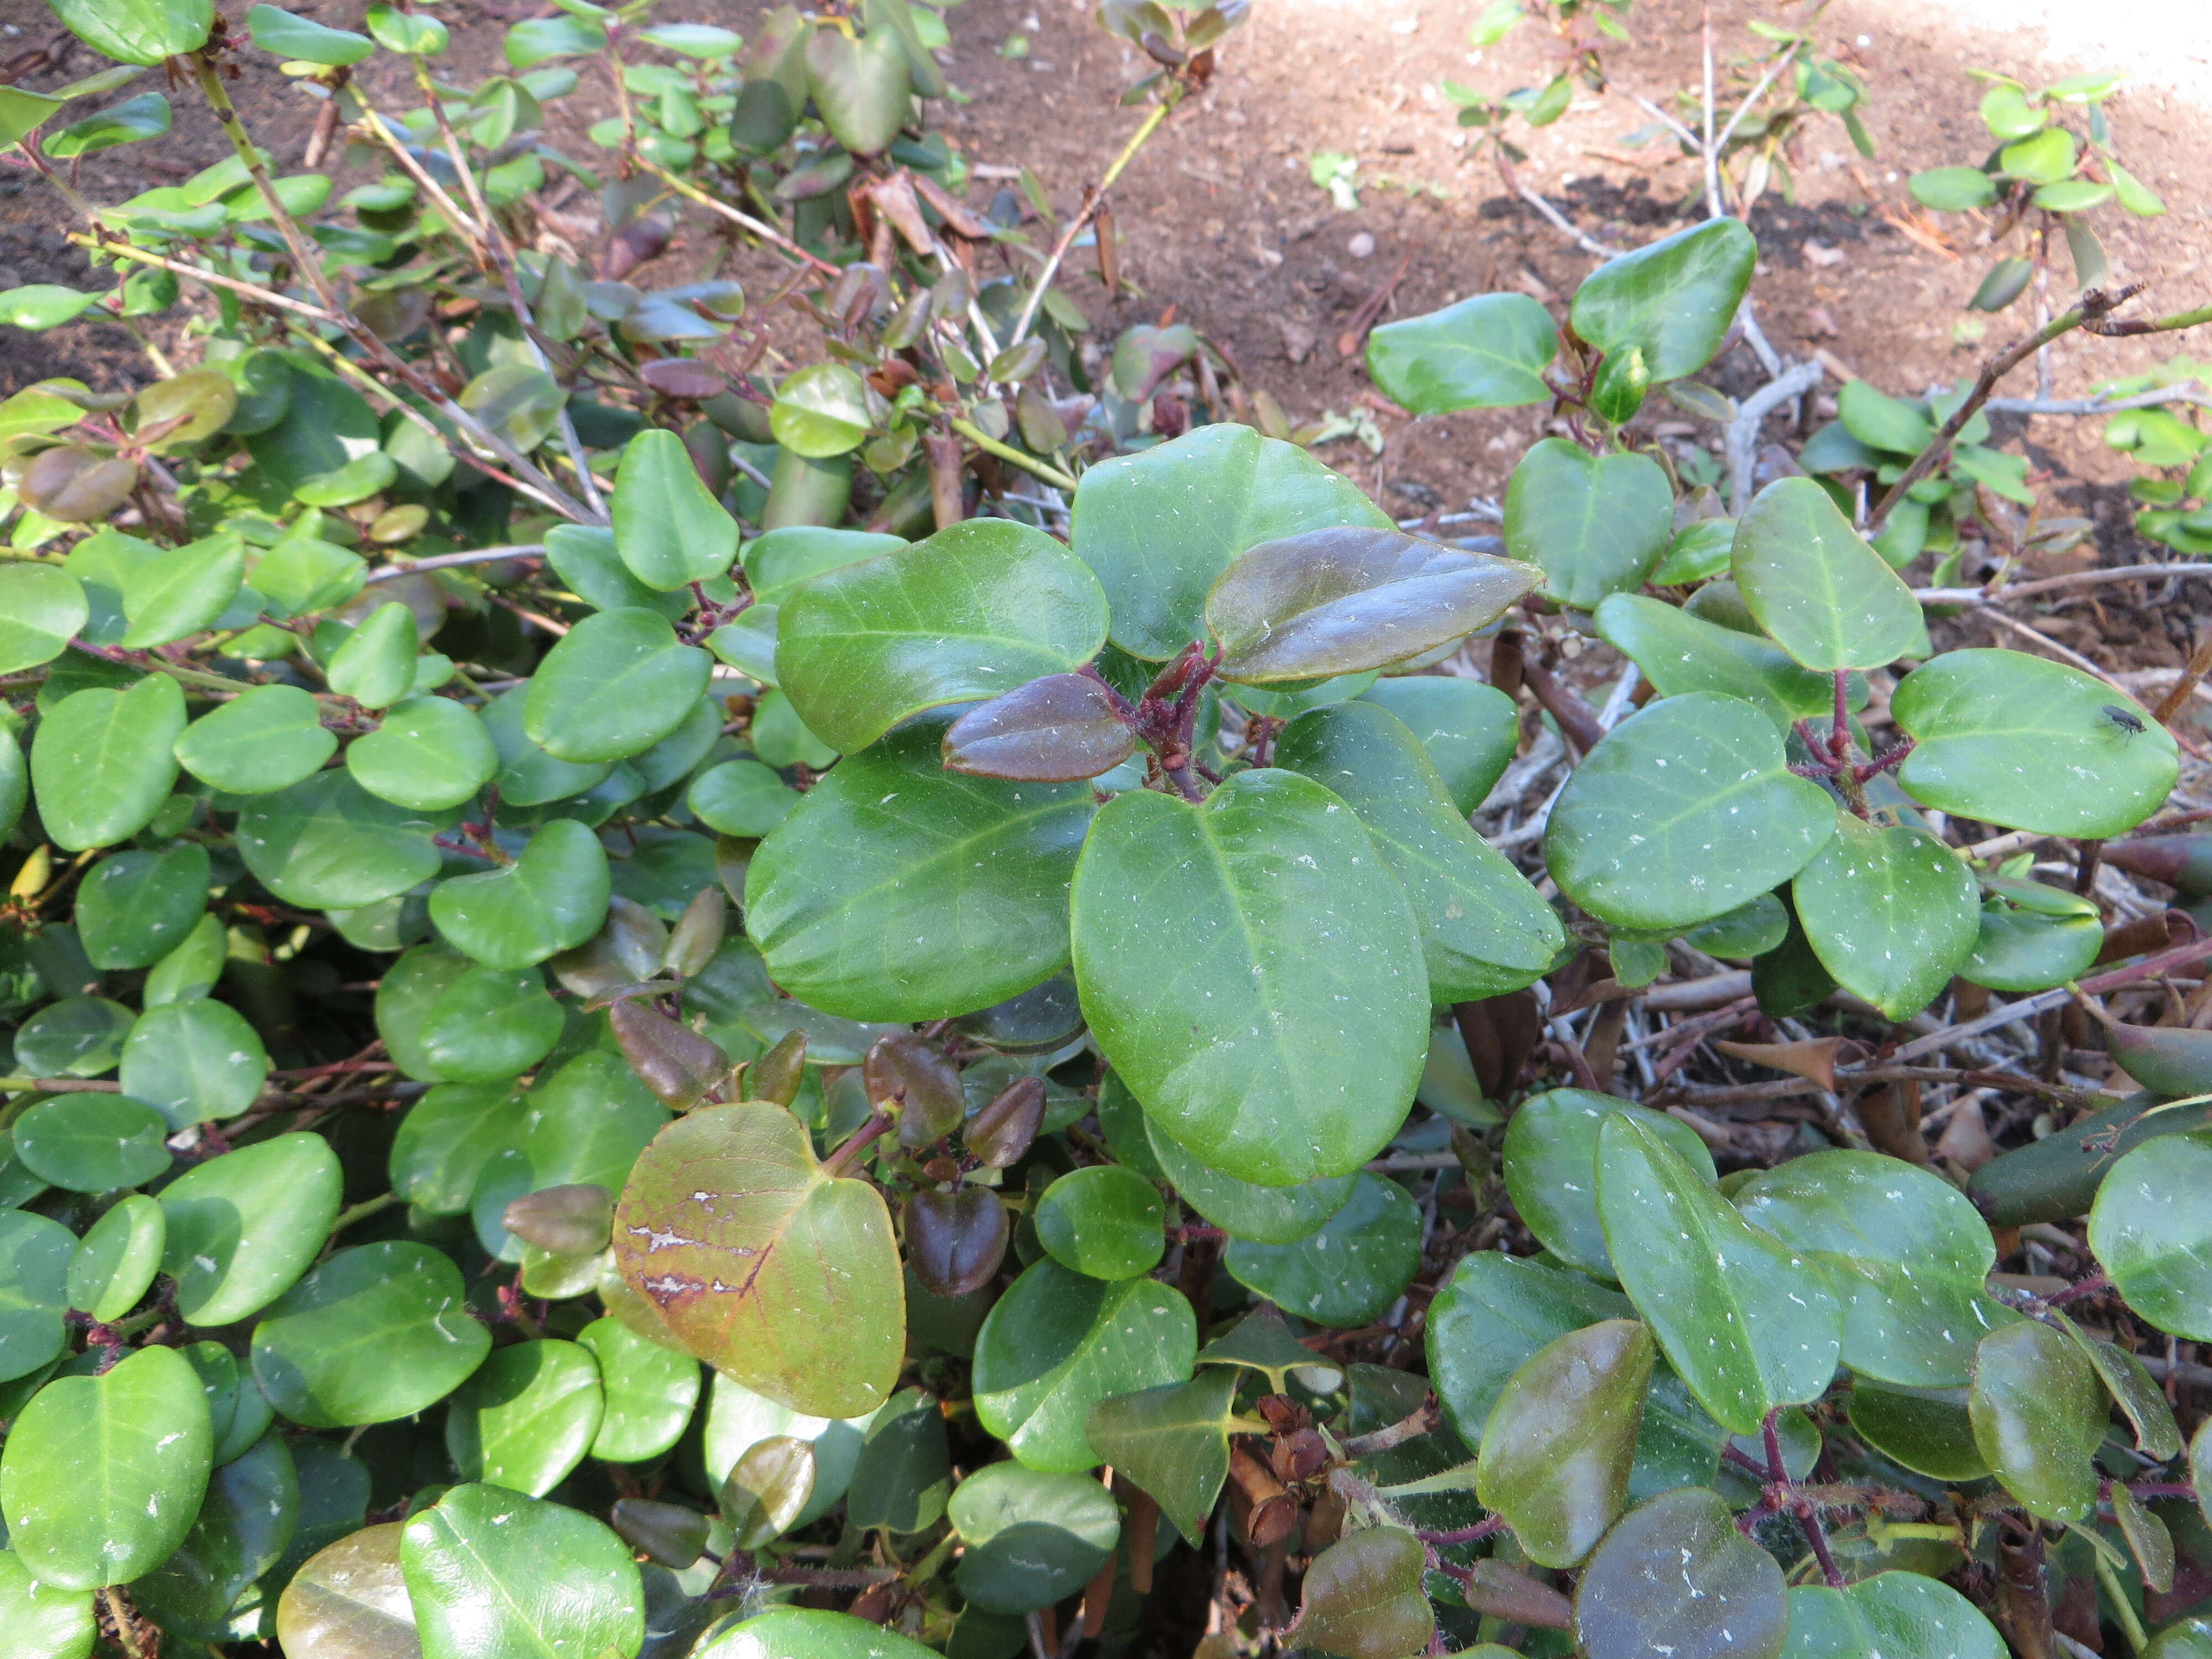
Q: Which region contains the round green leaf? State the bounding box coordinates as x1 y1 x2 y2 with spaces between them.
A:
237 770 456 909
1224 1172 1422 1327
776 519 1109 754
1357 675 1518 815
179 1340 276 1469
742 525 906 606
445 1339 604 1498
1504 440 1675 610
577 1316 700 1463
847 1385 954 1533
702 1373 877 1528
1291 1527 1436 1659
1574 1486 1788 1659
400 1484 641 1659
1910 165 2000 211
12 1094 171 1192
1963 900 2103 993
1594 593 1838 731
744 716 1092 1022
1365 292 1557 413
1141 1106 1356 1244
12 996 133 1078
697 1609 942 1659
347 697 498 812
973 1258 1196 1472
1793 817 1979 1020
1845 1381 1988 1480
174 684 337 795
1546 692 1837 933
1035 1165 1164 1281
611 1103 903 1418
389 1082 526 1214
77 842 209 969
1734 1150 2005 1387
145 912 226 1007
30 673 185 850
1893 650 2178 837
1966 1319 2104 1521
473 1049 666 1264
252 1241 493 1428
524 608 711 763
1781 1572 2007 1659
429 817 611 969
160 1132 343 1325
119 996 270 1127
1071 424 1394 661
0 1343 212 1589
132 1429 297 1637
1478 1319 1653 1568
504 12 603 65
1837 382 1936 455
770 364 872 458
1 286 101 330
947 1460 1120 1614
1596 1114 1842 1434
1570 218 1758 388
0 1547 93 1659
327 602 419 711
1074 769 1428 1188
119 532 244 649
1277 701 1563 1000
66 1194 165 1323
688 758 800 837
416 964 562 1083
1730 479 1924 671
2089 1130 2212 1342
45 0 212 65
246 3 373 64
0 1211 74 1383
1504 1089 1717 1278
611 427 739 592
1083 1369 1235 1547
0 565 88 675
275 1523 420 1659
804 24 909 156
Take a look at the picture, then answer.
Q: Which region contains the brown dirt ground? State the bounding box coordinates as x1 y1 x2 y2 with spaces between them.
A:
6 0 2212 668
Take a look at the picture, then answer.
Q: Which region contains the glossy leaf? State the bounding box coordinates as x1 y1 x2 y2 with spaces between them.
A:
846 1386 952 1533
1503 1089 1717 1278
174 684 336 795
525 608 711 763
1731 479 1923 671
132 1429 298 1636
237 771 455 909
1224 1173 1421 1327
66 1193 165 1323
611 1103 902 1418
446 1339 604 1498
327 602 419 710
1846 1381 1989 1480
1206 528 1538 682
688 758 801 837
1478 1319 1653 1568
1594 593 1838 731
1780 1572 2007 1659
1365 292 1557 413
1085 1368 1237 1545
1546 693 1837 932
430 818 611 969
1793 816 1980 1019
30 674 185 850
1356 676 1519 814
274 1523 420 1659
1596 1114 1842 1434
0 565 87 676
0 1343 212 1589
867 1031 964 1147
1034 1165 1165 1280
1572 218 1757 389
0 1211 74 1383
348 697 498 812
119 995 270 1126
904 1186 1010 1299
12 1093 170 1192
1966 1319 2104 1521
1575 1486 1788 1659
947 1461 1119 1615
2089 1130 2212 1341
1292 1528 1435 1659
119 533 242 648
776 519 1109 754
941 673 1136 781
251 1241 493 1428
1279 701 1561 999
160 1132 343 1324
77 842 208 969
1893 650 2179 837
612 427 739 591
745 716 1092 1022
1734 1151 2004 1387
0 1548 93 1659
1143 1110 1357 1244
45 0 212 64
401 1484 642 1659
1503 440 1674 610
1071 424 1393 661
972 1258 1196 1472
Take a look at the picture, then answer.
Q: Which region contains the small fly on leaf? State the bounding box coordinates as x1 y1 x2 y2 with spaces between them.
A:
2103 703 2147 738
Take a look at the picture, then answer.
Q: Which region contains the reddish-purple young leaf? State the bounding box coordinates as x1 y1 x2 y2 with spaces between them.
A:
609 999 729 1109
941 675 1136 783
865 1032 966 1149
638 358 731 400
964 1077 1045 1168
503 1184 615 1257
905 1186 1008 1298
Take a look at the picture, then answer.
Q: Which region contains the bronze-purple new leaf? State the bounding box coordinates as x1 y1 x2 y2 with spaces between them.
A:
609 999 729 1109
905 1186 1008 1298
864 1032 965 1149
965 1077 1045 1167
610 1103 902 1418
1476 1318 1653 1567
744 1029 806 1107
941 675 1136 783
1290 1527 1435 1659
1204 526 1540 684
503 1184 614 1258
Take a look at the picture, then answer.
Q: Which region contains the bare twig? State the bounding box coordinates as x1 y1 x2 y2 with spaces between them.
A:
366 546 546 583
1728 359 1823 504
1916 562 2212 606
1009 99 1173 347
